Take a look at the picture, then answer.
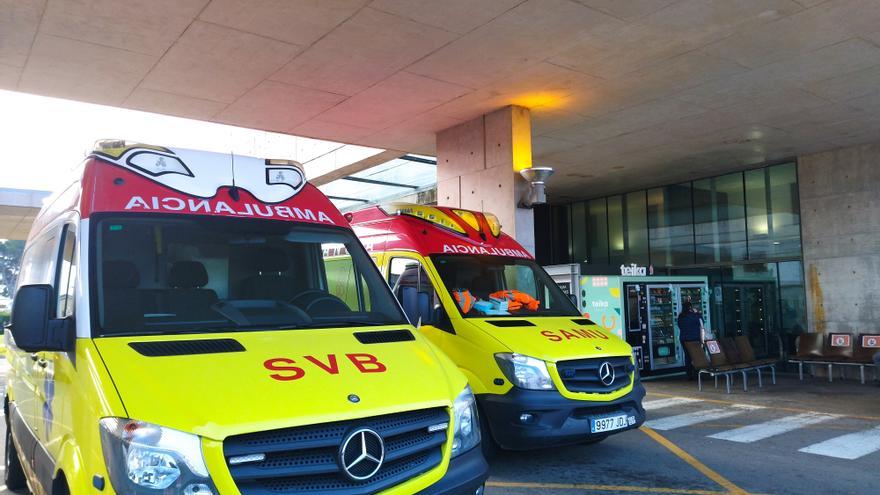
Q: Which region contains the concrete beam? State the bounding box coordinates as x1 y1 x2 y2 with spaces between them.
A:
0 188 51 240
305 148 405 187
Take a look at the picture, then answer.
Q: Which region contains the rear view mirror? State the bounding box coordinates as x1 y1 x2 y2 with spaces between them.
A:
10 285 74 353
432 304 455 334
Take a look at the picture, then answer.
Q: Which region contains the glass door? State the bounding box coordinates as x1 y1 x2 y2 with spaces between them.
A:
647 284 682 370
721 284 771 357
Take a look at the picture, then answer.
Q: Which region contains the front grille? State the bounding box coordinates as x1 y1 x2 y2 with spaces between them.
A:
556 356 633 394
224 408 448 495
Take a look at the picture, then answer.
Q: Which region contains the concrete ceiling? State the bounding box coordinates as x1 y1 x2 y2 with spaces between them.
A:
4 0 880 201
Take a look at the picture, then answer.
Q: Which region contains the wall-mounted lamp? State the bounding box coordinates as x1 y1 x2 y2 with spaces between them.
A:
519 167 554 207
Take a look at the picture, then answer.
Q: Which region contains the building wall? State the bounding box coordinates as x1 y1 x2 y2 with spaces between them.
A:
798 143 880 334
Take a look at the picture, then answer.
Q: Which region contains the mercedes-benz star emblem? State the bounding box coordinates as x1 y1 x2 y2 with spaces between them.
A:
598 361 615 387
339 428 384 481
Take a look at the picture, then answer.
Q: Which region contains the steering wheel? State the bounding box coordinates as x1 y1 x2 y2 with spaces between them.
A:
291 290 351 317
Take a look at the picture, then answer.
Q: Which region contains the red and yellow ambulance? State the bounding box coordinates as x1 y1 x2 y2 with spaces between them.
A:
4 142 487 494
349 203 646 453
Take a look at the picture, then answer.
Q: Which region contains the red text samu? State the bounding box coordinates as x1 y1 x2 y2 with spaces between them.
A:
541 328 609 342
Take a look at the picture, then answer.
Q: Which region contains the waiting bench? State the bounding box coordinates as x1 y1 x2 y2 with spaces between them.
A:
788 333 879 384
684 336 778 394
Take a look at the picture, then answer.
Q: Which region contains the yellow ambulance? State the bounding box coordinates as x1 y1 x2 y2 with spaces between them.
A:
4 142 487 494
349 204 645 454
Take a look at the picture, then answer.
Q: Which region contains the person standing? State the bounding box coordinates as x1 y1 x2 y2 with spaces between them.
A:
677 301 703 380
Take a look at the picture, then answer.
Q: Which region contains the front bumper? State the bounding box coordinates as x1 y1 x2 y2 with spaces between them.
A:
417 447 488 495
478 380 646 450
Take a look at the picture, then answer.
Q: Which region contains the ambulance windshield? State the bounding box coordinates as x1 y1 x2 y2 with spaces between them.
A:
95 215 408 336
430 255 580 318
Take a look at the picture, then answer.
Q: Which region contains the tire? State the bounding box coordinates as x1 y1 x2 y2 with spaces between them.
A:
5 425 27 490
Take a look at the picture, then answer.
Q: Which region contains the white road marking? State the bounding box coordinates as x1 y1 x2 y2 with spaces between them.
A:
709 412 838 443
799 425 880 460
643 397 702 411
645 405 763 431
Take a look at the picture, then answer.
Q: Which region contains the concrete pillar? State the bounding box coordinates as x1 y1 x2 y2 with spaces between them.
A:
798 142 880 334
436 106 536 254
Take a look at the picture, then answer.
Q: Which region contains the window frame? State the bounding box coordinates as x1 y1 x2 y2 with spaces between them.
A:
387 255 440 326
54 223 77 319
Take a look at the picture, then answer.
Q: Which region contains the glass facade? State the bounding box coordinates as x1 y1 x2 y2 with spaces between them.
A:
647 183 694 267
539 161 806 358
693 172 747 263
744 163 801 260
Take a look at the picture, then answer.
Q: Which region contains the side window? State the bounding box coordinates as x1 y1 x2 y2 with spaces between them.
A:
18 231 59 288
322 243 370 311
388 258 437 325
56 226 77 318
504 265 538 299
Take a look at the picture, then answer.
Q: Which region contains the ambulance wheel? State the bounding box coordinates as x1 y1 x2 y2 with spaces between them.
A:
581 434 608 445
478 407 498 460
5 426 26 490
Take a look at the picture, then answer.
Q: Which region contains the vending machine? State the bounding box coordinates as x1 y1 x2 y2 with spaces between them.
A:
579 275 710 375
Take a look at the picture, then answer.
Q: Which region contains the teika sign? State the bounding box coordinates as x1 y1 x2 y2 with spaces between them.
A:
620 263 653 276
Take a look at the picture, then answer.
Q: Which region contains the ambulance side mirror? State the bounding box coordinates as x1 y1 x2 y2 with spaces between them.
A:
10 285 74 353
432 304 455 334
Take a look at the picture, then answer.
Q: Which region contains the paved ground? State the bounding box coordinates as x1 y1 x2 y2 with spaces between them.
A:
484 372 880 495
0 365 877 494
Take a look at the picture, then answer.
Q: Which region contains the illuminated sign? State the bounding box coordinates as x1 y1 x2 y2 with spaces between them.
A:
620 264 653 276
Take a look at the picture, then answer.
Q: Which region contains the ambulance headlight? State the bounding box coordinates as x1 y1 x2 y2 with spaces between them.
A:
495 353 556 390
99 418 216 493
451 385 480 457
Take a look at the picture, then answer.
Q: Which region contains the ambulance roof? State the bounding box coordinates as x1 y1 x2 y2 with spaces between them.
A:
29 141 346 238
347 203 532 259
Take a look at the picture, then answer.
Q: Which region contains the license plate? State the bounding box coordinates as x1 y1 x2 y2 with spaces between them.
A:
590 414 635 433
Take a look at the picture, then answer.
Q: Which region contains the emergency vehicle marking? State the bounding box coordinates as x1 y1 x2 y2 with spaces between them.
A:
441 244 531 258
264 354 387 381
541 328 610 342
124 195 336 224
126 150 193 177
95 146 308 203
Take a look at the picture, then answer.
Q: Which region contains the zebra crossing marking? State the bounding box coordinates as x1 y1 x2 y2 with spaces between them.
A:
798 425 880 460
645 405 763 431
644 396 880 461
643 397 703 411
708 412 838 443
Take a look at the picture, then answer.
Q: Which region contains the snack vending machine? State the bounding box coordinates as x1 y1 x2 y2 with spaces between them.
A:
579 275 710 375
